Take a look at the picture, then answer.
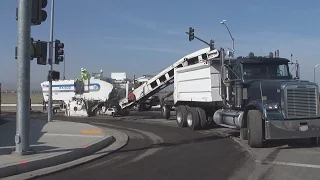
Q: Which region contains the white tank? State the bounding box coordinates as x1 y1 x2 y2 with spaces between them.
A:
40 77 114 103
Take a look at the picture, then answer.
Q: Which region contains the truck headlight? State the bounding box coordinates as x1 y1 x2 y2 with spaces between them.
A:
265 103 279 110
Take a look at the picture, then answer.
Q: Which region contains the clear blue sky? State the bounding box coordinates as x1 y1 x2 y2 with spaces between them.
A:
1 0 320 89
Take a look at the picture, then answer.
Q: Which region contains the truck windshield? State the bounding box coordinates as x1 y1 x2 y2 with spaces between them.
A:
242 63 291 79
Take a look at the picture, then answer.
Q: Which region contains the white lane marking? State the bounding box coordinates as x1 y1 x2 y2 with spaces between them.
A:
82 155 126 170
43 133 104 138
91 122 164 166
129 145 159 163
255 160 320 169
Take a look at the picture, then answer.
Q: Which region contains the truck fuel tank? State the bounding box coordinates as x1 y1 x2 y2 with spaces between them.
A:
213 109 244 129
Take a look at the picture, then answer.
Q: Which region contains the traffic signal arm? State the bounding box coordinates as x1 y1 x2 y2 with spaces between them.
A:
185 31 211 47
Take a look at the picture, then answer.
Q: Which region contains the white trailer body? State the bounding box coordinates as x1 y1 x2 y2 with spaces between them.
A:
41 78 114 103
174 62 222 104
40 78 117 117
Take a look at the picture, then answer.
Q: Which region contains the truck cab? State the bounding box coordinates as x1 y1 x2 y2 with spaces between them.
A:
217 52 320 147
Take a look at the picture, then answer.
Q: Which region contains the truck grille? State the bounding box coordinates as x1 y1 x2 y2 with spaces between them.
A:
285 86 318 118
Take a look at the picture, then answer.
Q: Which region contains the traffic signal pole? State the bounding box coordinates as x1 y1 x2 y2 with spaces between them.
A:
15 0 32 155
48 0 54 122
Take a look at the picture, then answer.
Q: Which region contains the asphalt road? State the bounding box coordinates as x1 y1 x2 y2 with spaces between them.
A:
102 111 320 180
4 108 320 179
33 113 252 180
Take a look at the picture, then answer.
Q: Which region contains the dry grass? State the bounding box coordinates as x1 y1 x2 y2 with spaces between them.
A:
1 93 43 104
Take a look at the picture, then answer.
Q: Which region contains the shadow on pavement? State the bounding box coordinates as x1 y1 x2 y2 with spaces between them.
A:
115 135 226 154
0 119 9 125
0 110 47 119
0 116 53 155
204 126 318 149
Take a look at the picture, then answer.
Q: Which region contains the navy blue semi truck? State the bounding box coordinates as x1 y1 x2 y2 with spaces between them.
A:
162 47 320 148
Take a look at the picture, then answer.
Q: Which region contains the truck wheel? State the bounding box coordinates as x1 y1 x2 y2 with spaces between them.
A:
162 105 170 119
196 107 207 129
187 107 200 131
248 109 264 148
176 106 187 128
240 128 248 140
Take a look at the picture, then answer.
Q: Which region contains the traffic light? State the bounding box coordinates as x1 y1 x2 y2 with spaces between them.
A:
48 71 60 81
188 27 194 41
209 39 215 50
15 0 48 25
31 0 48 25
34 40 48 65
14 38 47 62
54 40 64 64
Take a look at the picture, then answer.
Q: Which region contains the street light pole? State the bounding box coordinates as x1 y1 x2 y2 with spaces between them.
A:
220 20 235 57
314 64 320 83
48 0 54 122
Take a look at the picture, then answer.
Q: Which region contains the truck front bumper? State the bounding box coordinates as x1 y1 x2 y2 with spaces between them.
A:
265 119 320 140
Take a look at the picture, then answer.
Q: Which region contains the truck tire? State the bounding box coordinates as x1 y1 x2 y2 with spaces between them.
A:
162 105 170 119
176 106 188 128
187 107 200 131
196 107 207 129
248 109 264 148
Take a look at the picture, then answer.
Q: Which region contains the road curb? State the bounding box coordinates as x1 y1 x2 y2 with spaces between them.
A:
0 132 114 179
213 130 256 158
4 126 129 180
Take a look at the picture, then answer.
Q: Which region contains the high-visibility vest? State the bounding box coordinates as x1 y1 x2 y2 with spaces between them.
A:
81 71 89 80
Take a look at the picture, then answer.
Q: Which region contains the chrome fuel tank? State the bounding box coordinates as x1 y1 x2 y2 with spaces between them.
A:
213 109 244 129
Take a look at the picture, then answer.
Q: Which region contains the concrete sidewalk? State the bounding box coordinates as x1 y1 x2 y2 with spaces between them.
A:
0 118 128 179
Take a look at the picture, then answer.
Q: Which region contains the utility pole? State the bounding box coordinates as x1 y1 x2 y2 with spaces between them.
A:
15 0 32 155
48 0 54 122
